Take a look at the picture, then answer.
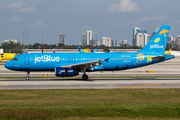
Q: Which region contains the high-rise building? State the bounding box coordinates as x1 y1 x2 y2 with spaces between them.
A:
111 40 117 47
135 29 148 47
151 27 159 39
101 37 111 47
86 30 92 45
176 35 180 45
136 32 144 47
133 27 140 46
107 38 111 47
90 40 99 46
81 33 86 46
144 33 150 45
101 37 106 46
60 34 66 45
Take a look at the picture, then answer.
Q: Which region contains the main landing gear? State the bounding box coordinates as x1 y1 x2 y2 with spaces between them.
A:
82 69 88 80
26 71 30 80
82 74 88 80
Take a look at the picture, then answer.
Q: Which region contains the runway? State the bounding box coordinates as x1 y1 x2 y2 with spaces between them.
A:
0 56 179 89
0 78 180 89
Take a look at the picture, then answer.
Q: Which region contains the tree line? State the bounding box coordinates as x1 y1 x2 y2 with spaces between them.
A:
1 42 179 53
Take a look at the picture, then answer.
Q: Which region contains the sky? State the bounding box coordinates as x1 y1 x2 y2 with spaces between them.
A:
0 0 180 45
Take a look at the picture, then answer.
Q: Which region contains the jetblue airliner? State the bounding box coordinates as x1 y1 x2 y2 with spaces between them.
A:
5 25 174 80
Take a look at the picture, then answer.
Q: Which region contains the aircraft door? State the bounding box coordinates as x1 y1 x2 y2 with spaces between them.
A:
24 55 30 65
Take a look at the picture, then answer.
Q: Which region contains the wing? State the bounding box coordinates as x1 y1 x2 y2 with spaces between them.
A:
59 58 109 71
61 60 102 71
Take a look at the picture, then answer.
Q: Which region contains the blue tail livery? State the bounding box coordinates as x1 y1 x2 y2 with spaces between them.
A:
5 25 174 80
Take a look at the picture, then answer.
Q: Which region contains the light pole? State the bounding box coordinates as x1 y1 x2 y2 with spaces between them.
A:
23 32 25 53
27 34 29 53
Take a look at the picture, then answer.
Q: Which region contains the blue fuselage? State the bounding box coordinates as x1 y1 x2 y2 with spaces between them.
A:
4 52 174 72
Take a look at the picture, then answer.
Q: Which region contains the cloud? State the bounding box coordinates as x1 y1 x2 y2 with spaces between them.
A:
29 21 44 28
1 0 37 13
7 16 21 22
107 0 141 13
138 14 169 23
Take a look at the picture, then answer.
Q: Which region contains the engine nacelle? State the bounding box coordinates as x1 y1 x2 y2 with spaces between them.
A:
55 67 79 77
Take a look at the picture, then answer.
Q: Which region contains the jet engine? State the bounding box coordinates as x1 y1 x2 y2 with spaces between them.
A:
55 67 79 76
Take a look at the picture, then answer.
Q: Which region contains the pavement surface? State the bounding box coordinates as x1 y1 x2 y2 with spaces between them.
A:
0 78 180 89
0 57 179 89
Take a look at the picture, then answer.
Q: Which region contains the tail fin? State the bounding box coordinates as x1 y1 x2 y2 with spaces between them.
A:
164 49 171 54
139 25 171 54
93 48 98 52
78 46 84 53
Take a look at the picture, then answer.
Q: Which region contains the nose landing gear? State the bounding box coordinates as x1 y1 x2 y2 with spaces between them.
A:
26 71 30 80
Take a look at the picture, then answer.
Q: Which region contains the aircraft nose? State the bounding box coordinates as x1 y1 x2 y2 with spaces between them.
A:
4 62 11 69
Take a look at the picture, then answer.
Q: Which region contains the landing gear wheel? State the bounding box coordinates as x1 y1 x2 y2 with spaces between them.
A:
82 74 88 80
26 71 30 80
26 76 29 80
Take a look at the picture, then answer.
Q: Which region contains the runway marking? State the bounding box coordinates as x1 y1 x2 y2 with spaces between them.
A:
0 85 7 87
121 84 162 89
132 74 136 76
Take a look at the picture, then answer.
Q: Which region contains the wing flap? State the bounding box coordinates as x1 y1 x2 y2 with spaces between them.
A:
61 60 103 70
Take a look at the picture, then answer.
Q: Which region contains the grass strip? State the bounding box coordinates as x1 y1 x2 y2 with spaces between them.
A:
0 89 180 119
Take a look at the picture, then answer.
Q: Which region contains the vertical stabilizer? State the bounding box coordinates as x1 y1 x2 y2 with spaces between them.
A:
139 25 171 54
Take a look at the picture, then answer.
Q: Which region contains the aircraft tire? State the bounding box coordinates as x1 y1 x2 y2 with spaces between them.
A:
26 76 29 80
82 74 88 80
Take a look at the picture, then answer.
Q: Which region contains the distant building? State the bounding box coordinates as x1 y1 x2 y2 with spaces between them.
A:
121 40 128 45
3 39 18 44
81 33 86 46
86 30 92 45
176 35 180 45
111 40 117 47
101 37 111 47
133 27 140 46
101 37 106 46
78 42 81 46
133 27 150 47
60 34 66 45
144 33 150 45
135 29 149 47
90 40 98 46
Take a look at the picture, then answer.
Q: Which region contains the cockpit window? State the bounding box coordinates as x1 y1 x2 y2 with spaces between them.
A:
11 58 19 61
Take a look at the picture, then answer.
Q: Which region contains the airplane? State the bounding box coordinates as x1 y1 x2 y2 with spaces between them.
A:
78 46 98 53
164 49 171 54
4 25 174 80
0 53 16 61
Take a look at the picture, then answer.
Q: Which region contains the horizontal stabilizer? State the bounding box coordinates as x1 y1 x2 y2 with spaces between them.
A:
152 55 172 61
